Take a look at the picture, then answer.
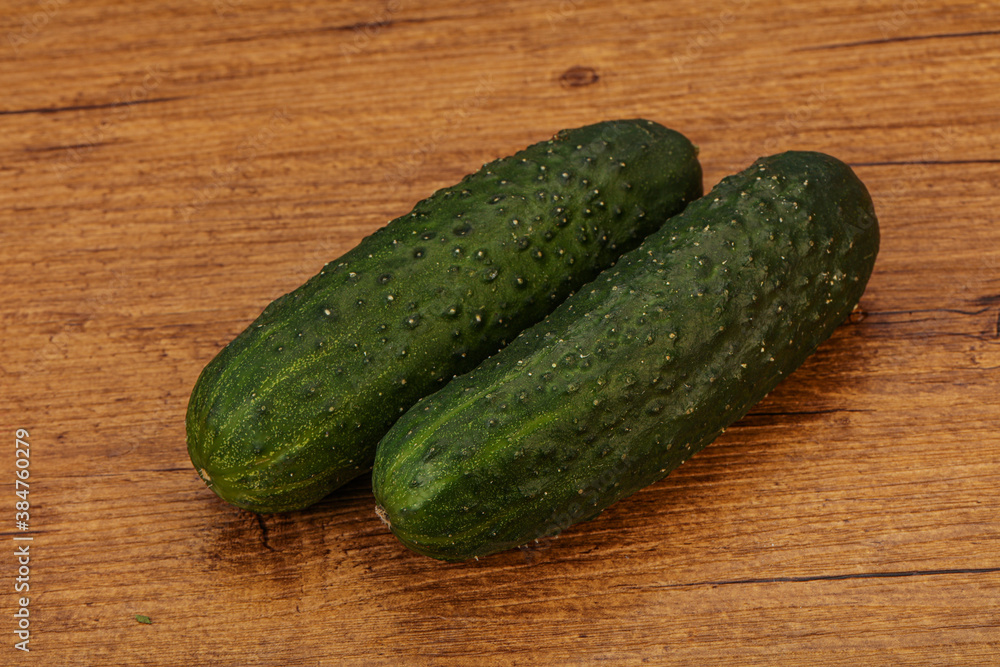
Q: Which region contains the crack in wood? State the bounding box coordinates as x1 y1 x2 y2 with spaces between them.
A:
973 294 1000 307
662 566 1000 589
255 513 276 552
865 307 993 317
314 12 462 33
849 159 1000 167
745 408 871 418
197 13 465 48
0 96 187 117
801 29 1000 51
24 142 106 153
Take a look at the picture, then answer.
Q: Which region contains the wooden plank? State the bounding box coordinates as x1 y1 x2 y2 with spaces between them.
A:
2 0 999 663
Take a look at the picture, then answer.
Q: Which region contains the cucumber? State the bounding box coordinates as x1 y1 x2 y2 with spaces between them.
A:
186 120 703 512
372 151 879 561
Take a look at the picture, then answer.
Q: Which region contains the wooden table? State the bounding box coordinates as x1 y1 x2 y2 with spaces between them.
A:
2 0 998 664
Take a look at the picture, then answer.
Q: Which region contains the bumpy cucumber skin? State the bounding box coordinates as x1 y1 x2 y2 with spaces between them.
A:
186 120 703 513
372 151 879 561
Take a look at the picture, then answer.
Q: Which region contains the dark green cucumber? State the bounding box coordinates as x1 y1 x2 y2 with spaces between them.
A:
372 151 879 561
186 119 702 512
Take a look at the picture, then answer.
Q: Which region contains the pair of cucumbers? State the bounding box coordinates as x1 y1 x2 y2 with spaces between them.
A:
186 119 879 561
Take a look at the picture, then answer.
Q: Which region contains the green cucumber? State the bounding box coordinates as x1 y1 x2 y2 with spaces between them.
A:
186 119 703 512
372 151 879 561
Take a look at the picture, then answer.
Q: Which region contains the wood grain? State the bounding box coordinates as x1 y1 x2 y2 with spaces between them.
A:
2 0 999 664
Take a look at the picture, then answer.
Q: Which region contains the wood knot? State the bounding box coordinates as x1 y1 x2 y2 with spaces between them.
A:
560 66 599 88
